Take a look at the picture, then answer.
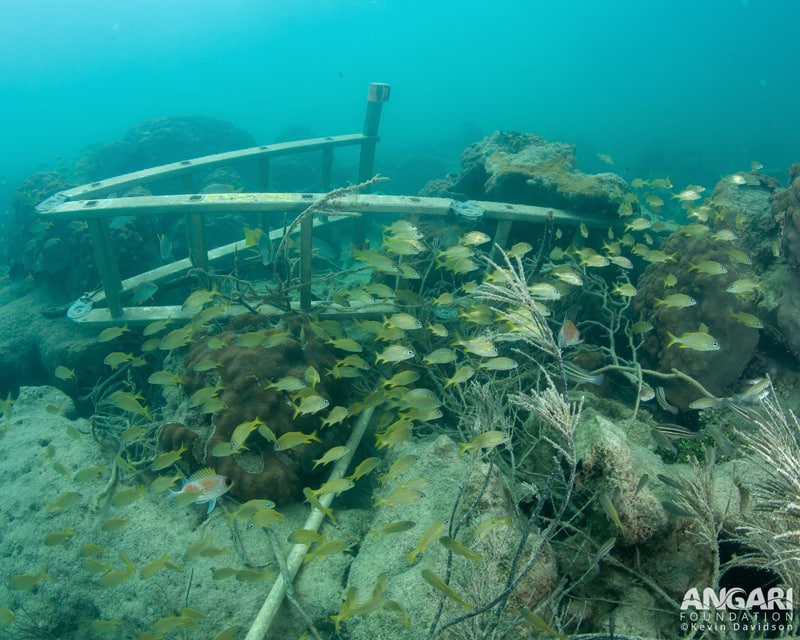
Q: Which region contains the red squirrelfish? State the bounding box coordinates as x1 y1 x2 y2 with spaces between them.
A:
168 467 232 514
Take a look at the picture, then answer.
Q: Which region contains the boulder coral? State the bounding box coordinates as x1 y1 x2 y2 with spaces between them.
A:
160 313 352 505
634 233 759 408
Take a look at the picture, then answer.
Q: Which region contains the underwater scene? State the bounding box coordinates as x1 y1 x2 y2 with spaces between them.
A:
2 2 800 640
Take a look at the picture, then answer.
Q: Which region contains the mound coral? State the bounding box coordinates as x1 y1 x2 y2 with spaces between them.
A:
161 313 352 505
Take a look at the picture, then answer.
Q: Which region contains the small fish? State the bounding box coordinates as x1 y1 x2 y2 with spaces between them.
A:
303 487 336 523
373 485 424 508
452 336 497 357
293 394 330 418
112 486 145 506
726 278 761 294
386 312 422 331
507 241 533 258
264 376 306 393
147 370 183 386
152 444 187 471
46 490 81 512
303 537 357 564
140 554 177 579
624 217 652 232
370 520 416 535
527 283 561 300
563 361 604 386
728 311 764 329
557 319 582 348
445 365 476 388
0 608 15 625
348 456 381 481
54 365 76 380
158 233 174 260
599 493 625 534
327 337 364 353
642 249 675 264
108 390 151 420
473 515 512 541
74 466 107 482
91 619 123 634
131 281 158 305
711 229 738 242
663 273 678 287
168 468 232 513
312 477 356 498
274 430 322 451
478 356 518 371
597 153 614 164
690 260 727 275
375 344 416 364
521 609 566 639
321 406 349 428
287 528 326 545
439 536 482 561
408 517 449 564
655 293 696 309
312 446 349 469
423 348 458 365
661 500 698 519
230 417 266 451
8 567 49 590
381 370 420 388
421 569 471 610
459 430 509 455
192 358 221 372
44 527 77 546
98 325 129 342
672 188 702 202
612 282 637 297
461 230 491 246
101 517 131 532
667 331 720 351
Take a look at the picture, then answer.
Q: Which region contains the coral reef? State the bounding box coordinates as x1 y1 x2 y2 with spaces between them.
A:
419 130 634 218
74 115 256 183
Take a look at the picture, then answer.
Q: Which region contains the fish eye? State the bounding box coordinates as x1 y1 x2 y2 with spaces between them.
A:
248 523 255 529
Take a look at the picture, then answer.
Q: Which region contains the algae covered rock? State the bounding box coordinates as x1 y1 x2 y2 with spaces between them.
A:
634 232 759 408
420 131 633 217
344 434 557 640
775 163 800 356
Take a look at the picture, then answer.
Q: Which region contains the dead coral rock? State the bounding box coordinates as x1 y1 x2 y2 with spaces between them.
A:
775 164 800 356
178 314 349 505
419 130 633 218
634 233 759 408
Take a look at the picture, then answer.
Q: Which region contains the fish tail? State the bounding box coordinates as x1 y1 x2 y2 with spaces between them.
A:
666 332 678 348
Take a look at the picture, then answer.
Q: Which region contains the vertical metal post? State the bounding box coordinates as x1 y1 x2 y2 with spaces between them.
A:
355 82 391 247
258 157 271 234
321 148 333 192
358 83 390 182
182 174 208 271
299 213 313 311
88 218 124 318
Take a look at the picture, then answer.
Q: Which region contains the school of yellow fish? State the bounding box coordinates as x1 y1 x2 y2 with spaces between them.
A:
4 162 767 637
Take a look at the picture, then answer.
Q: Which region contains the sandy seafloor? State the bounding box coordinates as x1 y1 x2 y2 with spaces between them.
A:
0 384 366 639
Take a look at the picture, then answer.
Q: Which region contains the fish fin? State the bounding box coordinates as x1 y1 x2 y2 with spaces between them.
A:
186 467 217 483
206 498 217 514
